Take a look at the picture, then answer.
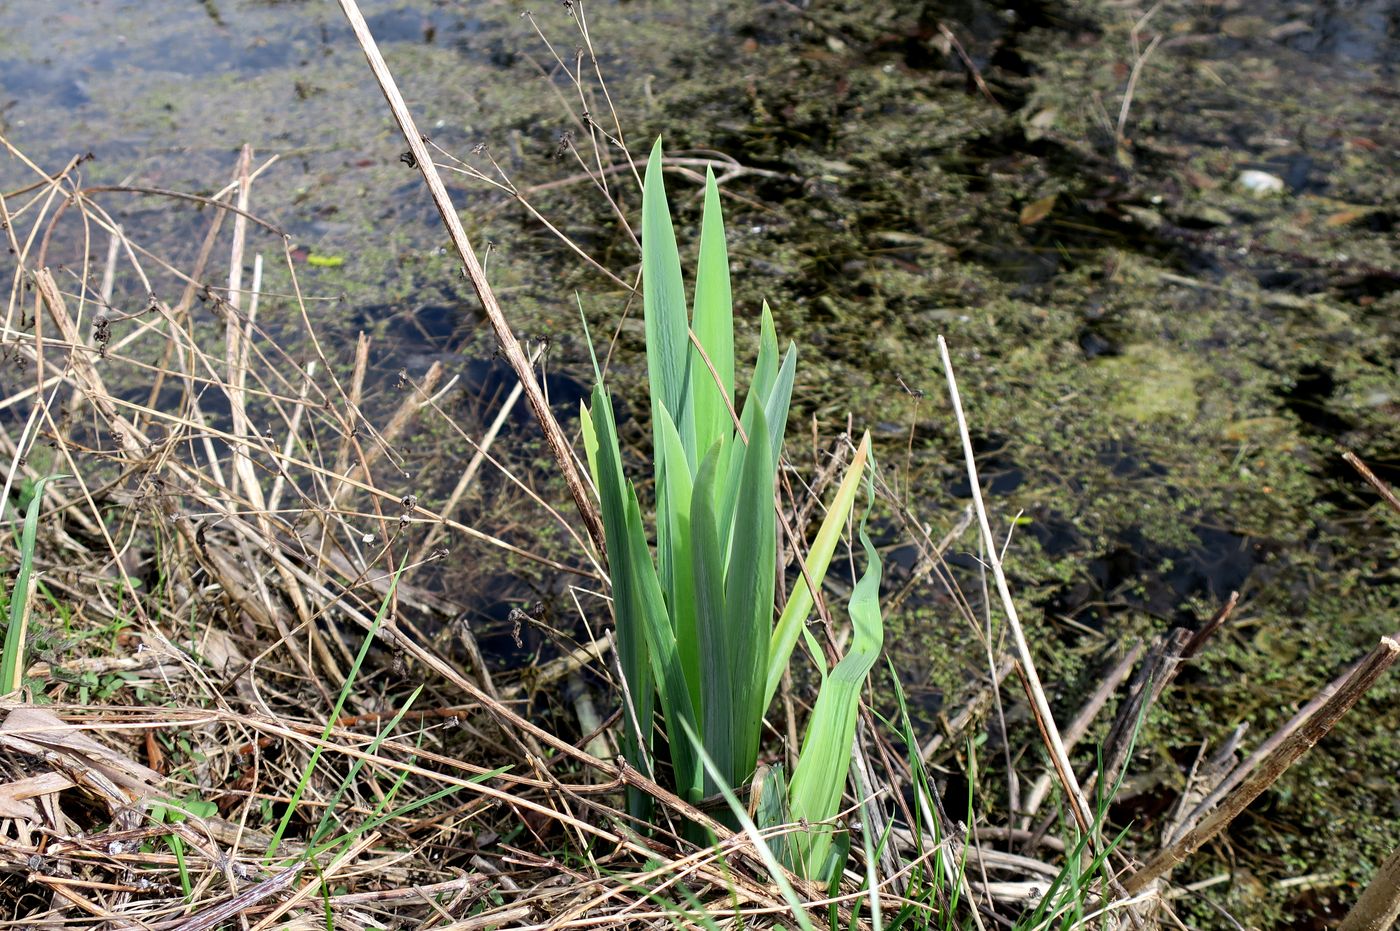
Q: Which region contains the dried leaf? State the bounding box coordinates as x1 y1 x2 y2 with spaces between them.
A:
1019 194 1057 226
0 707 163 795
1325 208 1369 228
0 772 74 821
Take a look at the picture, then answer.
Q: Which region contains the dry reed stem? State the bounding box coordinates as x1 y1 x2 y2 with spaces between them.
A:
1344 451 1400 517
936 23 999 106
937 336 1096 836
1019 641 1145 826
1338 842 1400 931
33 267 333 694
1126 636 1400 893
335 0 606 556
220 147 333 683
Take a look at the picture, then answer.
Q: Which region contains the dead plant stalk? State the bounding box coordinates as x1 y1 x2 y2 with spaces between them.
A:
936 336 1097 835
335 0 606 556
1125 636 1400 893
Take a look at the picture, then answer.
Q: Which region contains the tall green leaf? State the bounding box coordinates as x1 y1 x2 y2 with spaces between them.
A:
721 300 781 532
655 401 700 716
751 302 780 404
691 442 745 807
764 433 871 710
689 441 726 784
763 344 797 466
719 319 793 561
691 166 735 462
755 762 792 865
579 400 600 498
623 486 702 803
786 514 885 879
642 138 696 469
587 385 655 821
705 403 774 799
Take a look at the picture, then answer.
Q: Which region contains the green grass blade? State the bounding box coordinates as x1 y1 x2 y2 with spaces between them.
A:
4 475 60 695
643 137 696 468
267 558 406 859
691 166 734 461
587 385 655 820
764 433 871 709
308 684 423 849
303 779 481 863
786 513 885 880
863 808 889 931
577 292 605 384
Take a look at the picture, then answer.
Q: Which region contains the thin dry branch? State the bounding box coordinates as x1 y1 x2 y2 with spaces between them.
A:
1344 451 1400 517
1125 636 1399 893
335 0 606 557
936 336 1096 836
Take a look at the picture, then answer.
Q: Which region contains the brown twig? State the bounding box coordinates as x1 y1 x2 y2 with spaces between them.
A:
1339 842 1400 931
1101 628 1190 790
1182 590 1239 659
1343 451 1400 517
1125 636 1399 893
937 23 999 106
335 0 606 557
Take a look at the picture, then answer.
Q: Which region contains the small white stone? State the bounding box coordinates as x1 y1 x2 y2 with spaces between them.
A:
362 532 375 544
1236 170 1285 195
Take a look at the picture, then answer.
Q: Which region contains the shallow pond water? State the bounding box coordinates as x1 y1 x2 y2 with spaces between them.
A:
2 0 1397 924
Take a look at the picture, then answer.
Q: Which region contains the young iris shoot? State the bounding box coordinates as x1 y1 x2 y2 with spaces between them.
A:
581 139 886 881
